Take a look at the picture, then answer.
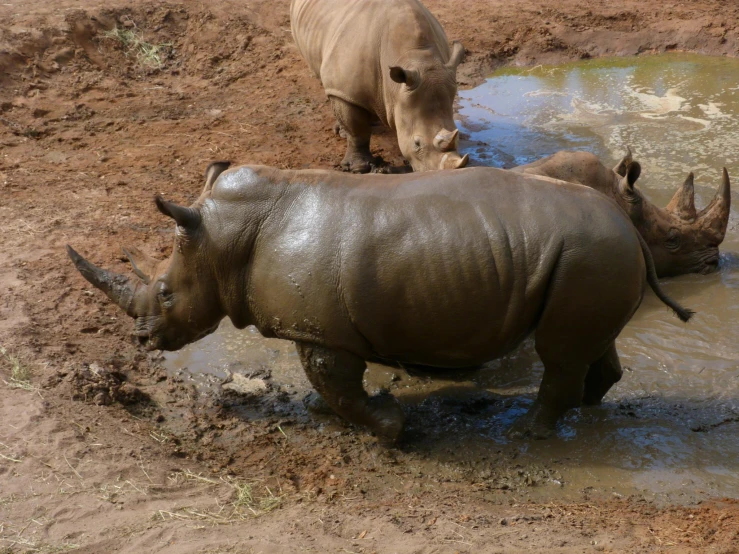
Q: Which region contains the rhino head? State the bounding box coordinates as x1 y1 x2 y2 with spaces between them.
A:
67 162 232 351
614 151 731 277
389 41 469 171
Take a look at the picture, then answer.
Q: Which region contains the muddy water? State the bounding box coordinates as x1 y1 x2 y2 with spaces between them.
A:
164 54 739 503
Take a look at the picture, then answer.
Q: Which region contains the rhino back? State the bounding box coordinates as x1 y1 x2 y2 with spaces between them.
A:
514 151 620 199
290 0 452 124
236 167 643 367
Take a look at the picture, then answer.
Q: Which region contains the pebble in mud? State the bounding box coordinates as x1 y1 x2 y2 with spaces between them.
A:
221 373 269 397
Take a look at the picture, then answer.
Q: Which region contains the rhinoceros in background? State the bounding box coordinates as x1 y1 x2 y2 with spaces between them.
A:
290 0 469 173
67 162 692 442
513 149 731 277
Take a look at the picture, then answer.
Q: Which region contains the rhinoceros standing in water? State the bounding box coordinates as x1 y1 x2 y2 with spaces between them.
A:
513 149 732 277
290 0 469 173
68 162 692 441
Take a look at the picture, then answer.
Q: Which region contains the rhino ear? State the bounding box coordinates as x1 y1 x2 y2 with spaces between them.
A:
155 196 201 232
613 146 633 177
446 41 465 70
618 161 641 197
389 66 420 90
122 246 161 285
202 161 231 195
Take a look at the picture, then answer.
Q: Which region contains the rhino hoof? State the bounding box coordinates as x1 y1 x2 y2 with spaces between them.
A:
340 152 380 174
507 414 556 441
341 160 372 174
581 395 604 407
303 391 335 415
369 394 406 445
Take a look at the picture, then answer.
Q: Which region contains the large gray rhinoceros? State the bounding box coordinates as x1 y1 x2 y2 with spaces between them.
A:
513 149 731 277
67 162 692 441
290 0 469 173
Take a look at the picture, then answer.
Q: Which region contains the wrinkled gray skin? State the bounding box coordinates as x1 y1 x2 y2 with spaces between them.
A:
290 0 469 173
513 149 731 277
68 162 692 442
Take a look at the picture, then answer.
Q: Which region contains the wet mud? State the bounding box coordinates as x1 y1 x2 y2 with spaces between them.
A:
2 0 739 552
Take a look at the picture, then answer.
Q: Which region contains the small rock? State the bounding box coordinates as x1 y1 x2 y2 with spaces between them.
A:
53 48 75 65
222 373 268 397
499 518 508 526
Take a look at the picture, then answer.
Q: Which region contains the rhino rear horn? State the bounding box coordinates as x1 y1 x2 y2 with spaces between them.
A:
155 196 201 231
666 172 697 221
433 129 459 152
446 41 465 70
122 246 161 285
202 161 231 195
613 146 633 177
698 168 732 242
389 66 421 90
67 245 140 317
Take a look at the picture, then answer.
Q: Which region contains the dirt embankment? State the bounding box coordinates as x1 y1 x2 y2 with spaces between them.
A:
1 1 738 552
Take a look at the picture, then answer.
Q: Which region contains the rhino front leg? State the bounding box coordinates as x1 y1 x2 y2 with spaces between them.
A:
329 96 376 173
296 342 405 444
582 342 623 405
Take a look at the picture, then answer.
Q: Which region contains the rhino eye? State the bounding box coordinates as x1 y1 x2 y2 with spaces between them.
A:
413 137 422 150
665 231 681 251
157 285 174 306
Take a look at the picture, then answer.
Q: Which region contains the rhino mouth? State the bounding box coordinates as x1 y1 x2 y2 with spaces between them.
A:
697 251 721 274
700 258 720 274
136 321 220 352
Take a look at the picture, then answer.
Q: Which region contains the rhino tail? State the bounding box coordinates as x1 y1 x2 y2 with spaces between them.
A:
636 232 694 323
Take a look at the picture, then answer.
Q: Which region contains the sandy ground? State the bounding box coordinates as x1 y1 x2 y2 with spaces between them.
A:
2 0 739 552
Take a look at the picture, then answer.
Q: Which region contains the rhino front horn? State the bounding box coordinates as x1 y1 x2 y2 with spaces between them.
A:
698 168 732 241
439 152 469 170
455 153 469 168
666 172 697 221
67 245 140 317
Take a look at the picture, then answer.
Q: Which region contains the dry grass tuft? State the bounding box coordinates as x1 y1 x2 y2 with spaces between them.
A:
158 469 285 524
0 521 80 553
102 27 171 69
0 346 36 392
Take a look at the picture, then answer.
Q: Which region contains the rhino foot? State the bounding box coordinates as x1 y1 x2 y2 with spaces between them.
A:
303 391 335 415
507 406 558 440
368 393 406 445
340 152 377 174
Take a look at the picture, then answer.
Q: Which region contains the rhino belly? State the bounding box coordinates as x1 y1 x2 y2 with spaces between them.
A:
342 261 547 368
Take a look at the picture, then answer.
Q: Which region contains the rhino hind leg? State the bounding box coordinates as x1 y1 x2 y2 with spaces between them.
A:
582 342 623 406
329 96 377 174
508 357 590 440
296 342 405 444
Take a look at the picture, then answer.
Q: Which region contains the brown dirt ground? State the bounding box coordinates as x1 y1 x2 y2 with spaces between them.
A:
2 0 739 552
